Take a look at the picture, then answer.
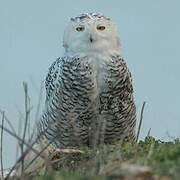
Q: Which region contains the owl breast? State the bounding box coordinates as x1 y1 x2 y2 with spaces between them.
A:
38 54 136 148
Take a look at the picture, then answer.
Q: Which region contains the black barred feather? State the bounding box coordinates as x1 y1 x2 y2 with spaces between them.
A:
38 55 136 148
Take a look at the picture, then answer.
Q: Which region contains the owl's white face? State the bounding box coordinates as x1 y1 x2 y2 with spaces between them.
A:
63 13 120 56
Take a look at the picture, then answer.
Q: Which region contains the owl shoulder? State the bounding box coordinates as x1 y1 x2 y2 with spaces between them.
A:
45 57 62 100
116 55 134 93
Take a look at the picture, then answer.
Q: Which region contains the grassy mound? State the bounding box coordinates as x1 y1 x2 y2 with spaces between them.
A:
7 136 179 180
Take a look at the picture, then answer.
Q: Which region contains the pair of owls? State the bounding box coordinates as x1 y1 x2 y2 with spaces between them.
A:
38 13 136 148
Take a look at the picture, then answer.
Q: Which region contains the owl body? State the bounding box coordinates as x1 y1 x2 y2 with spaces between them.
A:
38 13 136 148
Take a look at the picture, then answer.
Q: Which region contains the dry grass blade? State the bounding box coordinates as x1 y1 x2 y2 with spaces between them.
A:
20 82 30 174
52 148 84 154
0 125 49 180
6 148 32 180
5 117 60 179
27 81 44 144
22 82 43 147
22 135 61 175
0 110 22 178
0 110 16 136
0 111 5 179
147 128 151 137
16 111 23 164
6 141 41 179
136 101 146 143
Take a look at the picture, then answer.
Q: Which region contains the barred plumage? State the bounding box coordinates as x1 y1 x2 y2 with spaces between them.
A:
38 13 136 148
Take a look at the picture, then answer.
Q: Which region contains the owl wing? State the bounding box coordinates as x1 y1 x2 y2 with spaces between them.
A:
109 55 134 99
102 55 136 143
38 56 90 147
45 57 62 102
119 56 134 96
38 57 63 146
116 56 136 140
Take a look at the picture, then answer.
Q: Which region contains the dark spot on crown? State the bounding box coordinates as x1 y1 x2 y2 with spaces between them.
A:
71 13 111 21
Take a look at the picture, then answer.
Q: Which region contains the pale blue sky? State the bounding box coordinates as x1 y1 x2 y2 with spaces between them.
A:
0 0 180 169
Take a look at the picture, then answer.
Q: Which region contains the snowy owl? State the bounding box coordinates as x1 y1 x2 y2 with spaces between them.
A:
38 13 137 148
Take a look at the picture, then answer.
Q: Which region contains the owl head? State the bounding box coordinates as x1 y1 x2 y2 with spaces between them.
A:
63 13 120 56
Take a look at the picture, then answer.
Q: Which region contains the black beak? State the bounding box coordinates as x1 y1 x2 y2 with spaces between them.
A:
90 35 93 43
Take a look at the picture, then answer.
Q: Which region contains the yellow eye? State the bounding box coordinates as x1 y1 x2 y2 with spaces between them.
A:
97 26 106 30
76 26 85 31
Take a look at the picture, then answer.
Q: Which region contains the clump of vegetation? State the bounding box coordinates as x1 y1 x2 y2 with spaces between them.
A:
2 136 178 180
1 83 180 180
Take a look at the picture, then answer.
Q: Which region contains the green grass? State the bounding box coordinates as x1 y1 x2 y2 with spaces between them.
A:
8 136 180 180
